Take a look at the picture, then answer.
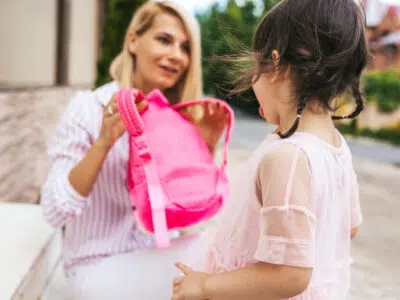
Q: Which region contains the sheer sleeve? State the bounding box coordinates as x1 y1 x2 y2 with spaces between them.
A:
350 168 362 228
253 143 315 268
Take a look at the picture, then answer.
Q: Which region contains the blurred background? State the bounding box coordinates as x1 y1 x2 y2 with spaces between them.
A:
0 0 399 299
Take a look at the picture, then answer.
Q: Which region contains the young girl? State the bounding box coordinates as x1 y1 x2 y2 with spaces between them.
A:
172 0 367 299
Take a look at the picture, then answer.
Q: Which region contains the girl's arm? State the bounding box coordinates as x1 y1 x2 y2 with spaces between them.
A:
351 227 359 239
202 262 312 300
174 144 316 300
350 167 362 239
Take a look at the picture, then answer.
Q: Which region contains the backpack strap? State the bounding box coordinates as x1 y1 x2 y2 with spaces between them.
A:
117 89 171 248
115 89 145 134
172 99 234 176
117 91 235 248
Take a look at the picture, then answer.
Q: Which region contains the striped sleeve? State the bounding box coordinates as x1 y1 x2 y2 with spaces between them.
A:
41 91 95 228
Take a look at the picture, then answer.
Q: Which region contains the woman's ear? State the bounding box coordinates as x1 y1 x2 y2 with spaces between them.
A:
127 31 138 55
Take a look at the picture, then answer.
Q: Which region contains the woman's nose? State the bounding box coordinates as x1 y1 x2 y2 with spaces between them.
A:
168 44 185 62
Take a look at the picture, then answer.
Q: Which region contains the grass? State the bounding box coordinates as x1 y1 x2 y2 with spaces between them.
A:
337 121 400 147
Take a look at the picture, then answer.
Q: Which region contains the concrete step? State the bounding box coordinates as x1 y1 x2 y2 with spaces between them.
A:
0 203 62 300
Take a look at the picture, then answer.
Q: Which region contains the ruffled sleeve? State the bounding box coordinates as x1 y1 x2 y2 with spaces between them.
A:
253 143 315 268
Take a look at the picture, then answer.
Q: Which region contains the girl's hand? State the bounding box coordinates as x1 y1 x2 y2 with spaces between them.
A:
96 92 147 151
172 263 209 300
180 102 230 154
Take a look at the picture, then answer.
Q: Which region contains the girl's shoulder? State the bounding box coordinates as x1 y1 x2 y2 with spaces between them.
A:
260 131 353 173
264 131 351 157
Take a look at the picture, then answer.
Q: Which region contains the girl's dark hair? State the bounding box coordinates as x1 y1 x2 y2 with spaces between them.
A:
234 0 370 138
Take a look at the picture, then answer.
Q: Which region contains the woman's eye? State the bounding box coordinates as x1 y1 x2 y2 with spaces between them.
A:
157 37 170 44
182 44 190 54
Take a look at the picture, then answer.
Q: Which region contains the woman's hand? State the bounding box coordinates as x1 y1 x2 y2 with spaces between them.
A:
180 102 230 154
172 263 209 300
96 92 147 151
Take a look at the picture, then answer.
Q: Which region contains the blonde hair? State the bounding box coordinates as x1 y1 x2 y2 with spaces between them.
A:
109 1 203 103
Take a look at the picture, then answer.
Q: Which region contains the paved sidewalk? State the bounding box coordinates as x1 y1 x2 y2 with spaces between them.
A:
350 158 399 300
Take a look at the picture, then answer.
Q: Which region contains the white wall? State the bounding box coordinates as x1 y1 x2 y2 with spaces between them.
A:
0 0 99 88
0 0 58 87
66 0 98 86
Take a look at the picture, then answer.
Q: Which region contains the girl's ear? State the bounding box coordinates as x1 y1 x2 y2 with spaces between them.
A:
270 50 281 83
272 50 280 69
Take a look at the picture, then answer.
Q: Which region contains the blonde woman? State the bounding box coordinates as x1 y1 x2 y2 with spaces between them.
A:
41 2 228 299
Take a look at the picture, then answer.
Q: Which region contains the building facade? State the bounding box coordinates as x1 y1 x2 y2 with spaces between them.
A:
0 0 104 89
0 0 105 203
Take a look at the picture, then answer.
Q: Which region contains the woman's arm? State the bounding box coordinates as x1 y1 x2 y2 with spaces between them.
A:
68 95 129 196
67 139 110 197
41 92 146 228
41 92 102 228
69 92 148 197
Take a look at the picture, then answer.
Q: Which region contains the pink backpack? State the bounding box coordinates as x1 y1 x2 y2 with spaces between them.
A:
116 89 234 247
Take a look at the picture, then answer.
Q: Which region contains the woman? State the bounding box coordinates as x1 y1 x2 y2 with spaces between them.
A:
41 2 228 299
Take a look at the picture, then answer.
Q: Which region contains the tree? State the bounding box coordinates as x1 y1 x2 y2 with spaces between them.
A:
198 0 280 114
96 0 146 87
262 0 280 12
198 0 258 96
96 0 280 115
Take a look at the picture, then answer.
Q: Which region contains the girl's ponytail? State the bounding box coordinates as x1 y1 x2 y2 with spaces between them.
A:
278 95 308 138
332 78 364 120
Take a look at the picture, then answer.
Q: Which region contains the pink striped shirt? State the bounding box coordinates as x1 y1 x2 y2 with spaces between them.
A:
41 82 155 269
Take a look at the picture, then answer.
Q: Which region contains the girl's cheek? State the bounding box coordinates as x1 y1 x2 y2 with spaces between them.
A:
259 106 264 117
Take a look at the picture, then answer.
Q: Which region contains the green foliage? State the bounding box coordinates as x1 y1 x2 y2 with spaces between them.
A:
198 0 280 114
96 0 280 110
198 1 255 95
262 0 281 11
96 0 146 87
363 69 400 113
338 121 400 146
363 127 400 146
338 69 400 145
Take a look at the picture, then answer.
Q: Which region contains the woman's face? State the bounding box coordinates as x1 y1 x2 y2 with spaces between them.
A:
128 13 190 93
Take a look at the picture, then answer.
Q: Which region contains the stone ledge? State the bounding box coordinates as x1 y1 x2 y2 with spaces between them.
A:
0 203 62 300
0 87 77 204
